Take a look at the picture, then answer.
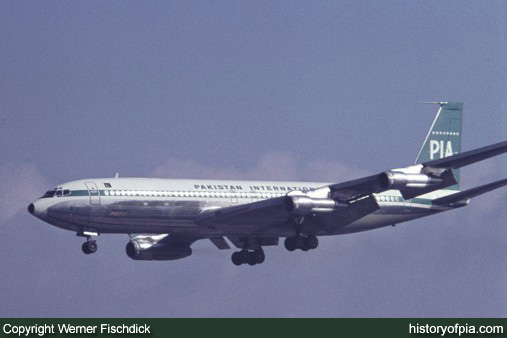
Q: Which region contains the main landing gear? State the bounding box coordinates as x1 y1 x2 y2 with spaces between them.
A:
231 248 265 266
284 216 319 252
78 232 99 255
284 234 318 252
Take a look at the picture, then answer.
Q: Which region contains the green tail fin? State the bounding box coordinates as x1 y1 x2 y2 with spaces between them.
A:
415 102 463 190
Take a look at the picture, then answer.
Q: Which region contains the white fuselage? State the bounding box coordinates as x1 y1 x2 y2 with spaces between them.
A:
29 177 459 238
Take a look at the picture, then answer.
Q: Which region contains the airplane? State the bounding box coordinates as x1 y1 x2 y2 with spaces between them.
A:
28 102 507 266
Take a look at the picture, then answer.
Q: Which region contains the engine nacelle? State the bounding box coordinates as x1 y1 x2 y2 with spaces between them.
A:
283 195 342 215
378 171 444 190
126 239 192 261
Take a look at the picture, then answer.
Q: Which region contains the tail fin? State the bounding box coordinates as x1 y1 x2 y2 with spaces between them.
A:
415 102 463 190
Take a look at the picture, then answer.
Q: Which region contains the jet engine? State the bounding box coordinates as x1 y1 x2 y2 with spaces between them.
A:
283 195 344 214
378 171 444 190
126 237 192 261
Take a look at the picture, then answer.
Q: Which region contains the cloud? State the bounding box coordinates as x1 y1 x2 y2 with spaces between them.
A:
0 162 48 225
151 151 371 182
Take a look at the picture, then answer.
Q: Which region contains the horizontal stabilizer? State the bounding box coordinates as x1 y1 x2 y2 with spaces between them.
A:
433 178 507 205
423 140 507 169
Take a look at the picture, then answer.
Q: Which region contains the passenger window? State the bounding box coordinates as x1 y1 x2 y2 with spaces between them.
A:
56 190 63 197
63 190 70 196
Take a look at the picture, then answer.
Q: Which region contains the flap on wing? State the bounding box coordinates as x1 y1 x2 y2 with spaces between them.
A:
209 237 230 250
433 178 507 205
312 194 379 233
227 236 279 249
327 174 384 201
227 236 244 249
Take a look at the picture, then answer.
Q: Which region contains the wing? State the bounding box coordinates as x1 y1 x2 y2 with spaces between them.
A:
423 140 507 169
317 143 507 202
195 177 385 234
396 140 507 199
197 140 507 235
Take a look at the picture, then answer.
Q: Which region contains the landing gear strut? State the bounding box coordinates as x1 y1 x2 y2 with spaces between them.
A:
231 248 265 266
284 234 318 252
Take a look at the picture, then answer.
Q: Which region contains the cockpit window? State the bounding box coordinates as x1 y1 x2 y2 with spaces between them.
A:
42 188 70 198
42 190 56 198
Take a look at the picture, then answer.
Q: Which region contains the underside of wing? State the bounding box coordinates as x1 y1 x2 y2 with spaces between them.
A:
309 194 379 233
195 182 382 234
196 196 288 228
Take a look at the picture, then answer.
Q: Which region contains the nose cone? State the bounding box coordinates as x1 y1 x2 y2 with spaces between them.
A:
28 200 47 219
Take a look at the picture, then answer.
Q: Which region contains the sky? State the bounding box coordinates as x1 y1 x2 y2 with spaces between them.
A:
1 0 507 317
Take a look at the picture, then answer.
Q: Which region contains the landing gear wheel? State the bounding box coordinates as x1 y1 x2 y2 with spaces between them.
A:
285 235 318 252
306 235 319 250
294 236 305 249
284 237 297 251
240 250 250 263
231 252 242 266
247 253 256 266
82 242 91 254
253 249 265 264
231 248 265 266
82 240 97 255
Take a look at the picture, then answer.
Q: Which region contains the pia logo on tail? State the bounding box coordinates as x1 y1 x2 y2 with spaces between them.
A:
430 140 453 159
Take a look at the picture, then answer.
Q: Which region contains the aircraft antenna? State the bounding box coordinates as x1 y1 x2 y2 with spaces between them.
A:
418 101 448 105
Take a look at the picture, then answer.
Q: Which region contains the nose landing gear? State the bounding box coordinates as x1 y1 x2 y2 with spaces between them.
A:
77 232 99 255
82 240 98 254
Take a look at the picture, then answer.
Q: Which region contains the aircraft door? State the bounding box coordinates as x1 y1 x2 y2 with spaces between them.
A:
84 182 101 205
